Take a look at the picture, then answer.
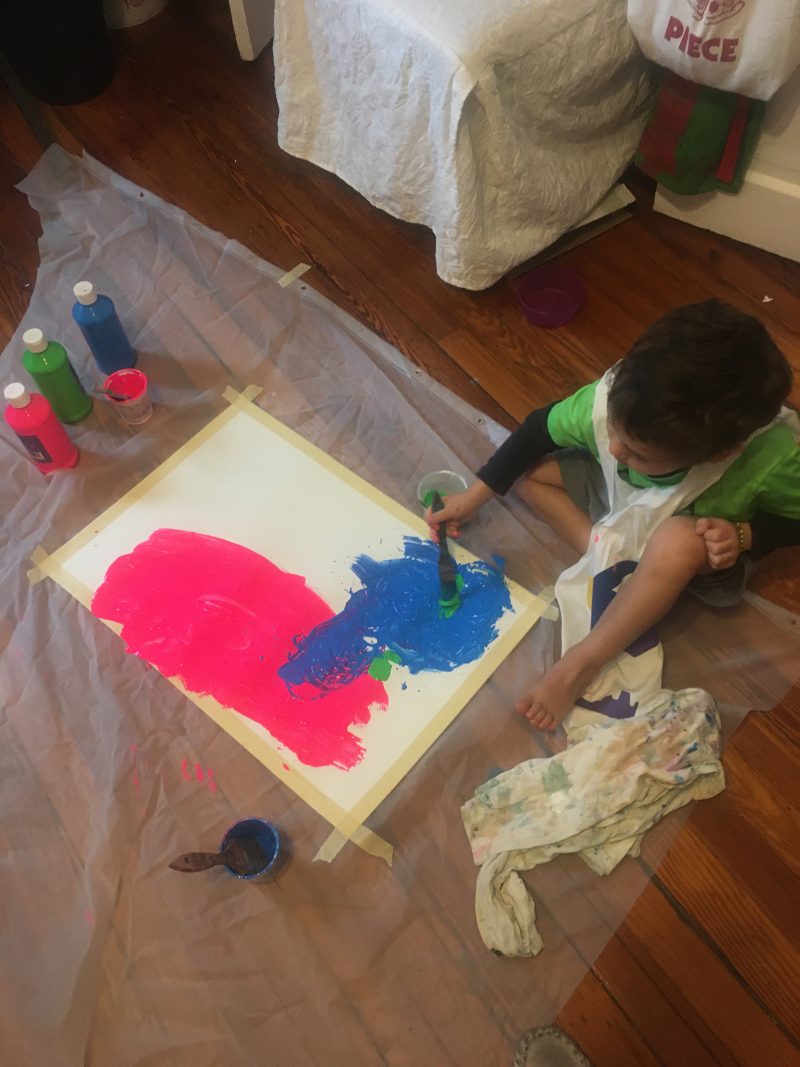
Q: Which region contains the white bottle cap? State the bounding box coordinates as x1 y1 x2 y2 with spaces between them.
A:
4 382 31 408
22 327 48 353
73 281 97 305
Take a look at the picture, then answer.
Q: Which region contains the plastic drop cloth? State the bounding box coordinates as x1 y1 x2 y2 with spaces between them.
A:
2 146 798 1065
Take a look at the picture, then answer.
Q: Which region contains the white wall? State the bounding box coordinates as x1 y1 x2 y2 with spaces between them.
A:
653 66 800 262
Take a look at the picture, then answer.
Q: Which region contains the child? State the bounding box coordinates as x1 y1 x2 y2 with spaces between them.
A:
428 300 799 730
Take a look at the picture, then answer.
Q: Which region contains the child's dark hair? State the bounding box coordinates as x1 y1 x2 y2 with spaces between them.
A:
608 300 792 461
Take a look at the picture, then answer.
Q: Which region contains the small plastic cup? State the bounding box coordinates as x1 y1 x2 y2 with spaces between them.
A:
517 265 586 328
104 368 152 425
417 470 469 509
219 818 282 880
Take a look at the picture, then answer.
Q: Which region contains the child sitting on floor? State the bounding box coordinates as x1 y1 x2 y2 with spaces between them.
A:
428 300 799 731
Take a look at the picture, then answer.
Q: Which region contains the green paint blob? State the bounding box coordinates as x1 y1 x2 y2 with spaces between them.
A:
368 657 393 681
368 649 404 679
438 574 466 618
542 761 571 794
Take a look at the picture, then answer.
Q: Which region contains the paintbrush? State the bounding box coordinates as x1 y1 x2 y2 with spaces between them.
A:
169 836 268 875
430 490 461 617
95 387 129 402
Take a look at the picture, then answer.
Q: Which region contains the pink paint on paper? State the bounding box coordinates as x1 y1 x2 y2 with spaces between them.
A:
91 529 387 769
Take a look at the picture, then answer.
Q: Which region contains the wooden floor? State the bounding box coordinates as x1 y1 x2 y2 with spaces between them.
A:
2 4 798 1063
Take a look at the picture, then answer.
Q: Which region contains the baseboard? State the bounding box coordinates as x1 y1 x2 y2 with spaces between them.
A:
653 166 800 264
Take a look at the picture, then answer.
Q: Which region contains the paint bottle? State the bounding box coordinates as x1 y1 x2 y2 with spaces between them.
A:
22 328 93 423
3 382 79 472
72 281 136 375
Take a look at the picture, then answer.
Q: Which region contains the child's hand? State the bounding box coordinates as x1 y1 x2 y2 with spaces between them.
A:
424 481 495 540
695 517 750 570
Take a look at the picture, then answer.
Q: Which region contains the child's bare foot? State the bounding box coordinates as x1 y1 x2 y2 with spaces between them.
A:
515 651 600 731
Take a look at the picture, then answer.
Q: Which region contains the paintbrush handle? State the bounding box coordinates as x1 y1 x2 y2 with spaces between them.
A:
430 490 447 540
95 387 129 402
169 851 228 873
430 490 458 586
169 837 267 875
430 490 452 555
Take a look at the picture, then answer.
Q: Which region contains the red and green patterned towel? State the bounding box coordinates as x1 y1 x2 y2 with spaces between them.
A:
636 70 765 195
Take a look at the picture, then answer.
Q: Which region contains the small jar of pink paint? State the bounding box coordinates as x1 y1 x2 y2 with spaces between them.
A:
104 368 152 425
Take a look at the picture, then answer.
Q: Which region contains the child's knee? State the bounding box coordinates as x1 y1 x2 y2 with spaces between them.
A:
646 516 708 574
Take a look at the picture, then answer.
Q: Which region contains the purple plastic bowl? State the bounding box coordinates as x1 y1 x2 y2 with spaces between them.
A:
517 265 586 328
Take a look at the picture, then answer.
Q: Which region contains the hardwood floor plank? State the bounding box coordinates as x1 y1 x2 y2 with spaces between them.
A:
0 82 46 172
586 864 799 1065
639 788 800 1031
0 94 41 346
588 935 726 1067
557 969 662 1066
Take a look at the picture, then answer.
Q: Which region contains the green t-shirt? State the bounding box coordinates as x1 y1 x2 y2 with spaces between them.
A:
547 380 800 520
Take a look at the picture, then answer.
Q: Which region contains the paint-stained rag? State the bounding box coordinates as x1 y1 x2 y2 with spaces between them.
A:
461 688 724 957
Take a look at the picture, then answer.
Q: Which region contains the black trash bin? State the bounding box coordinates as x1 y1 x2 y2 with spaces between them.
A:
2 0 115 104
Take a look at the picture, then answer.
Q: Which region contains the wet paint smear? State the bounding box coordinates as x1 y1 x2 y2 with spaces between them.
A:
91 529 387 770
280 537 511 694
91 530 512 770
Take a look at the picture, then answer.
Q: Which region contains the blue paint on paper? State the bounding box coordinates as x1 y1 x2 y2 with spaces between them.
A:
279 537 512 695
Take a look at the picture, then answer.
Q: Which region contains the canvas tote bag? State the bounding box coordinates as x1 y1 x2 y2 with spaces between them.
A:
626 0 800 100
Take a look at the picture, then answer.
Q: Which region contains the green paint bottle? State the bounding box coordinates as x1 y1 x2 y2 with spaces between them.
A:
22 328 93 424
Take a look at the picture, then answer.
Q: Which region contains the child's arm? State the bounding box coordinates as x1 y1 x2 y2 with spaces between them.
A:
475 403 558 496
425 402 565 537
750 512 800 558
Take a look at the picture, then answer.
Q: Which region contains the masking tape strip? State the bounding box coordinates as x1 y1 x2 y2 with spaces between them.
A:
314 824 394 866
277 262 311 288
27 545 50 585
537 585 560 623
36 386 546 864
223 384 263 407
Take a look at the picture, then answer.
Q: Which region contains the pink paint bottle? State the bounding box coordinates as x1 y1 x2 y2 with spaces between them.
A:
3 382 79 472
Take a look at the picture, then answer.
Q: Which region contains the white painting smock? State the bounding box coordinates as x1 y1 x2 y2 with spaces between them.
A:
558 370 750 729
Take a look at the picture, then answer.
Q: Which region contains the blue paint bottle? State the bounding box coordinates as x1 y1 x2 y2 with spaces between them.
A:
72 281 136 375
